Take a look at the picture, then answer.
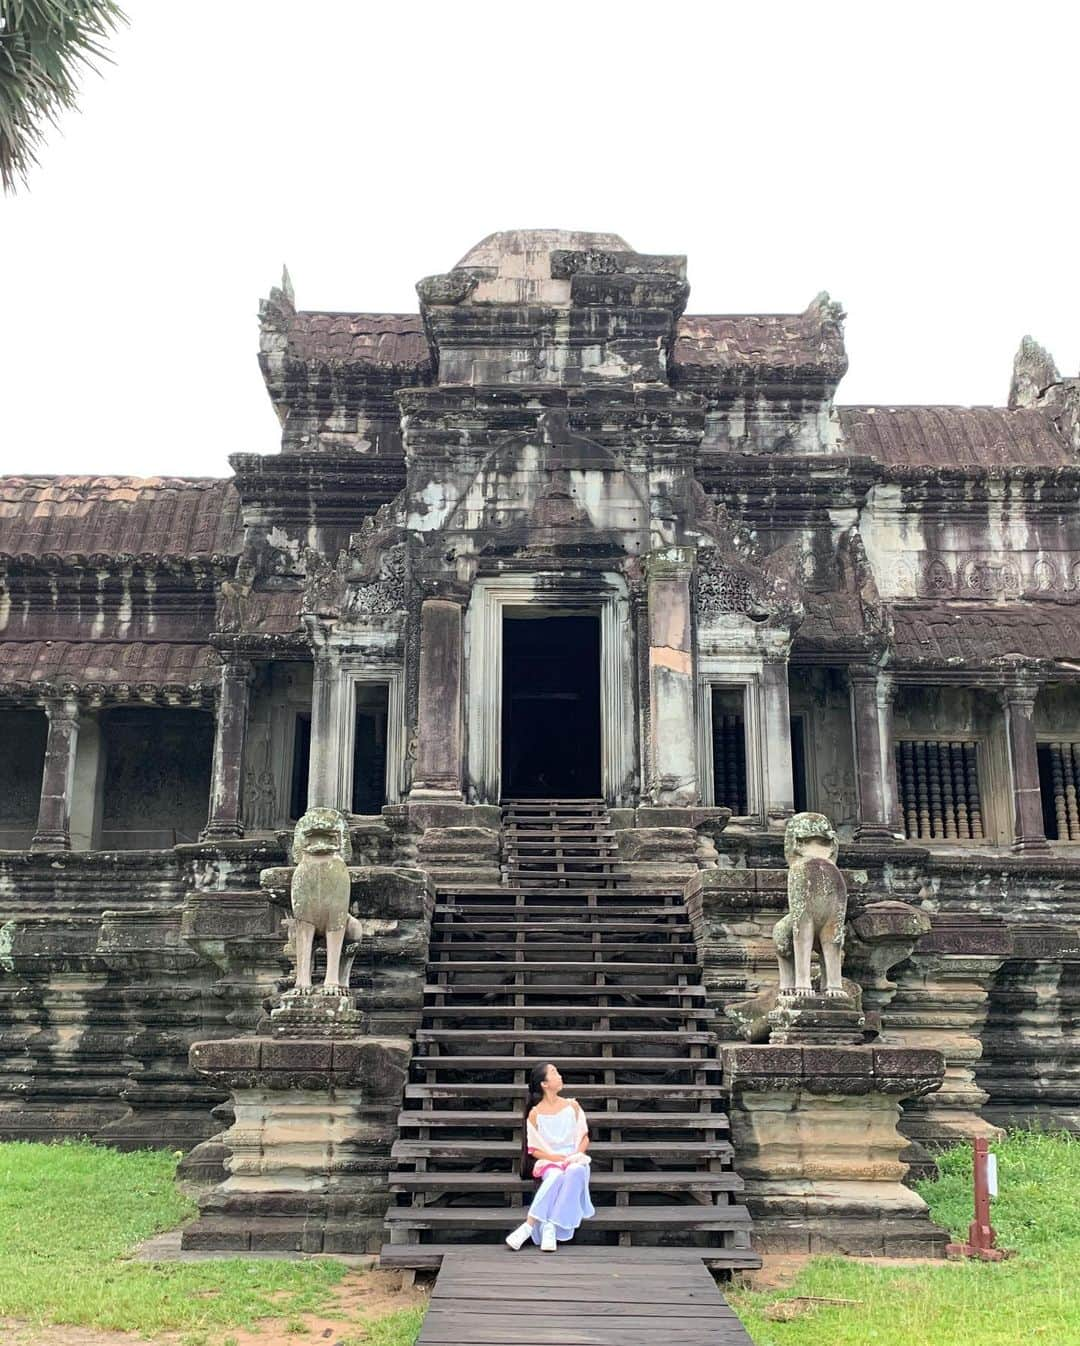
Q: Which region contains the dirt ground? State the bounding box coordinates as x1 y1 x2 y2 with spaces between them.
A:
1 1268 431 1346
736 1250 950 1293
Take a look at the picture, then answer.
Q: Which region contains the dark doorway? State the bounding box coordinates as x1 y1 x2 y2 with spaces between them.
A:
351 683 389 814
501 613 601 798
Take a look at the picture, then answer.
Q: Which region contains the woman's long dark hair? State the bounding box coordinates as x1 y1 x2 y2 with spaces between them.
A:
520 1062 550 1179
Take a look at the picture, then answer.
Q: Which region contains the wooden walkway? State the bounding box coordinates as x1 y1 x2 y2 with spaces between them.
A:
416 1246 754 1346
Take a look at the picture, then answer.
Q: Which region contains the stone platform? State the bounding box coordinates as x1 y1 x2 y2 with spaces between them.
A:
722 1043 949 1256
182 1034 411 1254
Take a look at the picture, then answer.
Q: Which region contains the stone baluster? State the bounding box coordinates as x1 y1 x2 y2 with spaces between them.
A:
202 659 252 840
31 696 81 852
1067 744 1080 838
964 744 984 839
848 666 901 843
1001 680 1050 854
410 594 465 801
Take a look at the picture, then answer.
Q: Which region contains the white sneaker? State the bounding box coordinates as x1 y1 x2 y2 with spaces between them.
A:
505 1221 532 1251
540 1221 557 1252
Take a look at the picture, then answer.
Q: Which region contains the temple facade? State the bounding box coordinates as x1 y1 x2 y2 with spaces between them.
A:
2 230 1079 1252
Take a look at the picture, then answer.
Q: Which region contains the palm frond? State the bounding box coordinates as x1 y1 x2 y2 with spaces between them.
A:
0 0 128 193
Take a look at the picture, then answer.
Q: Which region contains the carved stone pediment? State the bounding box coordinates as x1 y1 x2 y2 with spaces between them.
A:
345 545 407 617
693 489 804 629
301 516 409 622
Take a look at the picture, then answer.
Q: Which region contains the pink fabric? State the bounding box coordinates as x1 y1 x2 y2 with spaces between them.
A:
527 1101 589 1178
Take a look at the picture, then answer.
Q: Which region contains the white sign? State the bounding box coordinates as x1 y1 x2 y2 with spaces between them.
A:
986 1153 999 1198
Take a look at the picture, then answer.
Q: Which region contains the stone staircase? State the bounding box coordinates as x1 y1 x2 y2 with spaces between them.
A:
381 799 759 1271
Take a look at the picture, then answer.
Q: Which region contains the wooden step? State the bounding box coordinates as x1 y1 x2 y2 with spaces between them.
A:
500 872 627 882
423 985 706 999
498 823 611 834
389 1171 742 1193
417 1030 715 1046
385 1204 751 1231
428 961 699 976
392 1139 736 1161
507 838 617 848
422 1005 712 1020
429 942 697 957
379 1241 762 1271
413 1055 720 1073
438 886 684 900
406 1083 727 1102
435 904 684 918
432 921 687 935
396 1111 731 1132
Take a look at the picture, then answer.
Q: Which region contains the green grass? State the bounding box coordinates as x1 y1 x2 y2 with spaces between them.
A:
0 1140 351 1336
730 1130 1080 1345
5 1132 1076 1345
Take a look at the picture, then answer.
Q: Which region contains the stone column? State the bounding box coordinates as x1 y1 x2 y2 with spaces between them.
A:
761 656 794 825
31 696 81 852
307 642 341 809
202 659 252 840
410 596 464 801
1002 679 1050 854
646 548 697 806
849 665 902 843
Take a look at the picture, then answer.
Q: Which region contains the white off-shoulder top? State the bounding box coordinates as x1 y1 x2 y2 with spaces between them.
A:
527 1100 589 1177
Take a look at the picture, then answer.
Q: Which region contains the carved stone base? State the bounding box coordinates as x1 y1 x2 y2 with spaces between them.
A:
269 988 365 1038
767 991 866 1045
723 1044 949 1257
182 1035 410 1254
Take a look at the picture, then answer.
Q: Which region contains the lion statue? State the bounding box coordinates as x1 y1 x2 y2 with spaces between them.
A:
289 807 363 995
772 811 847 998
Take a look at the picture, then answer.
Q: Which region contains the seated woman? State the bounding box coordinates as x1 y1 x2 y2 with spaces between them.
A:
505 1061 595 1253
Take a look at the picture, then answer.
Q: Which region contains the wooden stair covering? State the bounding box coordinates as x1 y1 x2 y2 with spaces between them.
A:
381 799 759 1272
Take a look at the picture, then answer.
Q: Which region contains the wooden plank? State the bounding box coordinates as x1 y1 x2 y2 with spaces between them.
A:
416 1250 755 1346
385 1204 751 1229
379 1242 762 1272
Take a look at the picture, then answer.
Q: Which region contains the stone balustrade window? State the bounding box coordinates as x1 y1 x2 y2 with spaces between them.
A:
1037 741 1080 841
711 687 748 815
895 739 985 841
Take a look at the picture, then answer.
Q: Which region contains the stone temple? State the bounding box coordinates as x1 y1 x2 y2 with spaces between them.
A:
2 229 1079 1264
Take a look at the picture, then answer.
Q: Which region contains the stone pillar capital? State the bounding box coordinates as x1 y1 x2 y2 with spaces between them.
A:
417 579 470 606
998 675 1042 713
43 694 81 723
644 545 697 581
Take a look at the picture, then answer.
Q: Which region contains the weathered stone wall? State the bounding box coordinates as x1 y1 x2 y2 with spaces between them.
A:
0 828 432 1157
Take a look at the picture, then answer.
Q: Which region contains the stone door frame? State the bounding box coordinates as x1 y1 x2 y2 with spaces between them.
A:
464 573 636 805
332 661 407 811
696 662 764 822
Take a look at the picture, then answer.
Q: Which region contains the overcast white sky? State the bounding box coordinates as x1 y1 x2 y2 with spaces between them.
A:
2 1 1078 479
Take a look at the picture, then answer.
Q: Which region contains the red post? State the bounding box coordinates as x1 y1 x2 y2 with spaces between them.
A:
946 1136 1010 1262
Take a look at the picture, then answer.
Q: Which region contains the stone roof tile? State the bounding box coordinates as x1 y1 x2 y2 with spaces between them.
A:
891 602 1080 666
672 308 847 386
0 640 221 690
0 477 242 560
839 406 1071 469
284 312 430 370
